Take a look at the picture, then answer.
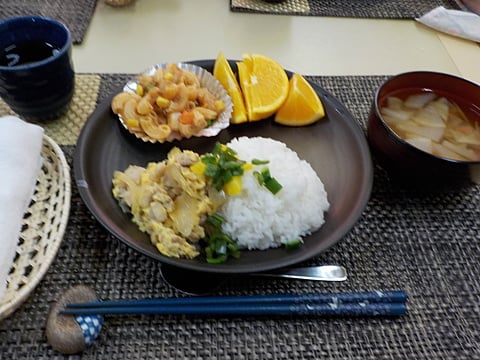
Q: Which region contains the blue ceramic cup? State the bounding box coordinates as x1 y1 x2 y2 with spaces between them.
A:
0 16 74 121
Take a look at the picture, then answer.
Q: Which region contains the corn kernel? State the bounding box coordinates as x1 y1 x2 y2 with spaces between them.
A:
243 163 254 171
164 72 174 81
215 100 225 112
136 84 144 96
223 176 242 195
126 118 140 129
190 161 206 175
156 96 170 108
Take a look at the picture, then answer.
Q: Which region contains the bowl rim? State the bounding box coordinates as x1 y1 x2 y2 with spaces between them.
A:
0 16 72 71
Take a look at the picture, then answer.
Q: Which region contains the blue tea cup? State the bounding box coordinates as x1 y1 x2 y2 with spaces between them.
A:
0 16 74 121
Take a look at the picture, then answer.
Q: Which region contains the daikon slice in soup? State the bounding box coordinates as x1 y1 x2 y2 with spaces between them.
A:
379 89 480 162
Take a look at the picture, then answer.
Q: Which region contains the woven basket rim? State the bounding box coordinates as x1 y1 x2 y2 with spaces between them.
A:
0 135 71 321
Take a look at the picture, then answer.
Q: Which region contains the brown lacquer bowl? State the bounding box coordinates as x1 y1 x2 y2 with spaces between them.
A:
367 71 480 189
463 0 480 15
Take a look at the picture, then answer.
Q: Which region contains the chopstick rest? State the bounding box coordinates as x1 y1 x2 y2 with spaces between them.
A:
46 285 104 355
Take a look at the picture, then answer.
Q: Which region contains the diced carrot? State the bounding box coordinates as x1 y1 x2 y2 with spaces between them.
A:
179 111 194 124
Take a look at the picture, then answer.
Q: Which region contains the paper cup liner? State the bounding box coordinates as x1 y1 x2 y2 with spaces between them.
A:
118 63 232 143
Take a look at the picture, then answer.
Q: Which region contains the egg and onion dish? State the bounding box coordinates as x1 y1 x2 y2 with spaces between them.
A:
112 148 216 259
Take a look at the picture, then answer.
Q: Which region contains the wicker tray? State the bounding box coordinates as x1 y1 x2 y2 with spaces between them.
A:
0 135 71 321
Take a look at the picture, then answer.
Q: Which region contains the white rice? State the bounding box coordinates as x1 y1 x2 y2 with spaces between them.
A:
219 136 330 250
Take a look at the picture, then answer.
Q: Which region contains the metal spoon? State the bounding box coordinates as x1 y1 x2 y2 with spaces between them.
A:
254 265 347 281
160 265 347 295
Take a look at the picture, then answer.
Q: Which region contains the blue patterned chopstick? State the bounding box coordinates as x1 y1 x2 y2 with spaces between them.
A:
62 302 407 317
61 290 408 317
67 290 407 308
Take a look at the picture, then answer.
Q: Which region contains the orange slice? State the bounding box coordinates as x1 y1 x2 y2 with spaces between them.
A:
274 73 325 126
213 51 247 124
237 53 289 121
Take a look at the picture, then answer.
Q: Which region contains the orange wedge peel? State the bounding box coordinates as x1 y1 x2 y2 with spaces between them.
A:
274 73 325 126
213 52 248 124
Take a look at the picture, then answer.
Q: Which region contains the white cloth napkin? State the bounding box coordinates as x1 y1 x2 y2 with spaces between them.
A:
0 116 44 302
416 6 480 43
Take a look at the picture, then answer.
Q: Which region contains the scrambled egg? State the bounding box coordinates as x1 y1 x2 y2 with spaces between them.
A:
112 148 216 259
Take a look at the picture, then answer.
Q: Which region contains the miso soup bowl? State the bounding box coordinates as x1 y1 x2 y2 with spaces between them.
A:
367 71 480 189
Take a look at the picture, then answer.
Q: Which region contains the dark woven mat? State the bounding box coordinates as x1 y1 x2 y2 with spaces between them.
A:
0 0 98 44
1 73 480 359
231 0 460 19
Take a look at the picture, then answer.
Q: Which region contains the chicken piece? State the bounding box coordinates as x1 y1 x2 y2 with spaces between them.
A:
112 165 145 209
171 149 199 166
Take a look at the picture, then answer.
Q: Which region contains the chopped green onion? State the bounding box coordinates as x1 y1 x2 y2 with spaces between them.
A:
264 177 283 194
203 213 240 264
221 160 244 170
254 167 283 194
204 163 218 177
200 142 246 191
144 84 156 92
227 243 241 259
201 155 216 164
253 170 264 185
231 167 244 176
207 213 224 228
206 253 228 264
261 167 271 178
285 239 302 249
251 159 269 165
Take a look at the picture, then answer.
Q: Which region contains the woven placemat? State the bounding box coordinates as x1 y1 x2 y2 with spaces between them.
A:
0 0 98 44
0 74 101 146
0 73 479 359
231 0 460 19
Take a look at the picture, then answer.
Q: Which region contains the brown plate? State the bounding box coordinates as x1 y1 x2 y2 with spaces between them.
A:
74 60 373 274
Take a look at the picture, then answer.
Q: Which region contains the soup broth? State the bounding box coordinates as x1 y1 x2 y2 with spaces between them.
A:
380 88 480 162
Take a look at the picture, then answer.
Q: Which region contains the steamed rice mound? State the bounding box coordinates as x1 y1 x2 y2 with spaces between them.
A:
219 136 330 250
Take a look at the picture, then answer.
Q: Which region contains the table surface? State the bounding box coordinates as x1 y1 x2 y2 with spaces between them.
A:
73 0 480 83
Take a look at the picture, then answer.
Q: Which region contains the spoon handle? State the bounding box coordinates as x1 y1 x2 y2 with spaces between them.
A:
254 265 347 281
